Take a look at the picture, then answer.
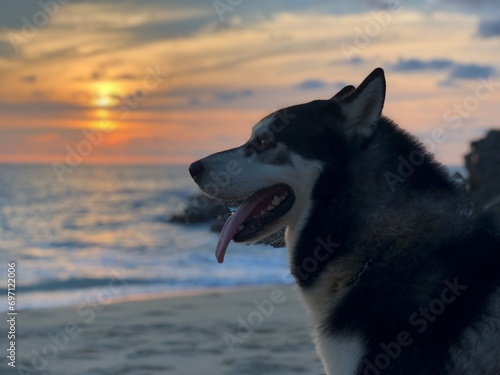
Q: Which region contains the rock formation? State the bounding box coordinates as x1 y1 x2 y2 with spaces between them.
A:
465 129 500 212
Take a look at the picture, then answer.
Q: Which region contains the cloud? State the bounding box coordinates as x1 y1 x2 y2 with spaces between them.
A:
0 101 85 116
294 79 328 90
347 56 365 65
0 2 215 64
440 0 500 5
213 89 253 102
391 58 495 85
356 0 500 15
32 90 46 97
331 56 365 66
21 75 37 83
183 88 255 106
70 70 109 82
437 0 500 14
126 18 211 44
0 3 44 29
439 63 495 86
112 73 138 81
356 0 399 9
0 41 14 58
0 1 212 29
478 19 500 37
392 58 454 71
448 63 494 79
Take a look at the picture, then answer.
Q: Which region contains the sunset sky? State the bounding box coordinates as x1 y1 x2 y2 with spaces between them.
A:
0 0 499 165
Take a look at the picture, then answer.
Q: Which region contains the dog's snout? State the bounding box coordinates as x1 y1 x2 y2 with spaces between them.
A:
189 160 204 179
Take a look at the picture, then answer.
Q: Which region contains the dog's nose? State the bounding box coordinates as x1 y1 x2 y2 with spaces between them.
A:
189 160 204 179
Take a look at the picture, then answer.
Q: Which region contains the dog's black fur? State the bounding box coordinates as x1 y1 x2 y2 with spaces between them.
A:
191 68 500 374
279 71 500 374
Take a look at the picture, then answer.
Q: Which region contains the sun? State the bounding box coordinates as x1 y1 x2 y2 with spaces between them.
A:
92 82 121 108
88 82 122 132
96 95 115 108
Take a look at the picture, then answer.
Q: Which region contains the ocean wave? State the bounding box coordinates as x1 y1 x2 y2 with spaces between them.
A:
0 277 168 294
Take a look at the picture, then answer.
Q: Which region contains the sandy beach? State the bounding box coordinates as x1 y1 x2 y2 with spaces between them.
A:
3 285 323 375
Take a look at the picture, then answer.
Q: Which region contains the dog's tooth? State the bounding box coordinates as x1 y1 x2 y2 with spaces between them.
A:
261 210 266 216
273 196 285 206
267 205 274 211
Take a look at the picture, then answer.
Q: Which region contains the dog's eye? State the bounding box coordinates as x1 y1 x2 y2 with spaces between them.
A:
257 137 273 151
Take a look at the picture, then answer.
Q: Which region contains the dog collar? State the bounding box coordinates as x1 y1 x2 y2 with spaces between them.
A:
349 257 374 285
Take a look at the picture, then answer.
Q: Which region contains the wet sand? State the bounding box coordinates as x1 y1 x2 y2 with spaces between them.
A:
3 285 324 375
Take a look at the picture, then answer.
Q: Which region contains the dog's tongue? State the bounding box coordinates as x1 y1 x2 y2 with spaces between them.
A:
215 196 262 263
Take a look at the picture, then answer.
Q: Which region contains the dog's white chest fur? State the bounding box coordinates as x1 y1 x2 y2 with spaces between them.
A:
316 335 365 375
300 287 365 375
296 264 366 375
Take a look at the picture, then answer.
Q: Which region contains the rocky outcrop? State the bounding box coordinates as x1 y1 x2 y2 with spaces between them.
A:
465 130 500 212
169 195 230 226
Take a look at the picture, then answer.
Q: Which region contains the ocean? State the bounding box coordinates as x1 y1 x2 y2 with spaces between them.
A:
0 164 466 311
0 164 290 311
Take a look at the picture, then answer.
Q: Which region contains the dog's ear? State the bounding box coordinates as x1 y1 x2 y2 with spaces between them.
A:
340 68 386 138
331 85 356 100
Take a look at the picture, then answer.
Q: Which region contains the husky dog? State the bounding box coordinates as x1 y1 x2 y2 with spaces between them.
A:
189 68 500 375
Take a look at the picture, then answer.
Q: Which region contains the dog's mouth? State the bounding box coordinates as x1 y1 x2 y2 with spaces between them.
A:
216 184 295 263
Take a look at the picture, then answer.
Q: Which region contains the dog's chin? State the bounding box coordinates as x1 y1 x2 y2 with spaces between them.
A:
233 222 284 244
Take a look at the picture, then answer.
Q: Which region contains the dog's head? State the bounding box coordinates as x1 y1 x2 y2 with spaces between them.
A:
189 68 386 262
